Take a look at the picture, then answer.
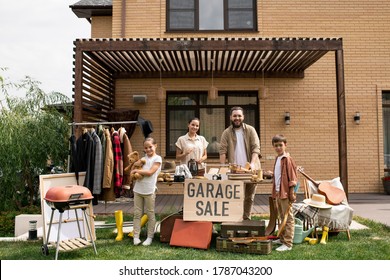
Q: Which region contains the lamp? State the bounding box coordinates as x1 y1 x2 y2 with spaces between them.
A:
354 112 361 124
259 86 268 100
28 220 38 240
157 86 166 102
209 86 218 100
157 58 166 102
284 112 291 125
133 95 147 103
208 59 218 100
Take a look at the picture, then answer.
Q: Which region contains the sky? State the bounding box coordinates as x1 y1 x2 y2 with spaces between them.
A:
0 0 90 99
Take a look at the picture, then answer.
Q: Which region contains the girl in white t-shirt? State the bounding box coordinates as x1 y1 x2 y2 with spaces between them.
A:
131 137 162 246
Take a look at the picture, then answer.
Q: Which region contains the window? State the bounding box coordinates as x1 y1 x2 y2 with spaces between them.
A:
167 0 257 32
383 91 390 170
166 91 259 157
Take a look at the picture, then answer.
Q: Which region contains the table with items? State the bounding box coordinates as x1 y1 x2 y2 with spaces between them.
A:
157 163 273 254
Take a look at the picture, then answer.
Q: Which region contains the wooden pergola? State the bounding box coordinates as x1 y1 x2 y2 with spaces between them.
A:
72 37 347 192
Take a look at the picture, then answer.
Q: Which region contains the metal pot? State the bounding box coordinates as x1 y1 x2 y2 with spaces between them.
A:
188 158 198 176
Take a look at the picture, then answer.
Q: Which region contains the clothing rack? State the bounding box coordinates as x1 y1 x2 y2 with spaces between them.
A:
68 121 139 136
67 120 139 174
69 121 138 126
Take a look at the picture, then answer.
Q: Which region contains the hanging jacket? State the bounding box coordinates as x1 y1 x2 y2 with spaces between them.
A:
112 130 123 196
91 130 103 195
82 131 95 192
102 128 114 189
119 127 133 188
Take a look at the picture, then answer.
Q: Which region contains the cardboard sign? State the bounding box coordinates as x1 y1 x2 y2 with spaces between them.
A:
183 179 244 222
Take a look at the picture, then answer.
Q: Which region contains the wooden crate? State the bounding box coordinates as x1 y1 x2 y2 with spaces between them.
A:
48 238 93 252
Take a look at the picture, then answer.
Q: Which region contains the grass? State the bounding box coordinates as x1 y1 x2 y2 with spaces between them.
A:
0 215 389 260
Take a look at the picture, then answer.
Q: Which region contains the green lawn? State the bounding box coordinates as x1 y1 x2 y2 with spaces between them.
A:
0 216 389 260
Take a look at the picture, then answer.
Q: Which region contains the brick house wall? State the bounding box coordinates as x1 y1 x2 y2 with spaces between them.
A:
91 16 112 38
80 0 390 193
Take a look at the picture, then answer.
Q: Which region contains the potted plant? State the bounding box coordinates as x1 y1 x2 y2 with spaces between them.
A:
381 175 390 195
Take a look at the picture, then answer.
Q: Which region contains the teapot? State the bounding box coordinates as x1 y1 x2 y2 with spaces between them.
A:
188 158 198 176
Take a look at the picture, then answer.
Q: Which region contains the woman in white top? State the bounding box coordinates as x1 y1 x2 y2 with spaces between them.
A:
175 118 209 172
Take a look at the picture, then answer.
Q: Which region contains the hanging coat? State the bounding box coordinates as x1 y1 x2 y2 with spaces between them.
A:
82 131 95 192
91 130 103 195
102 128 114 189
112 130 123 197
119 127 133 188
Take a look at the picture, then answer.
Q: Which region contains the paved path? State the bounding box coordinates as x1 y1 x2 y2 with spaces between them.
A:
93 193 390 226
348 193 390 226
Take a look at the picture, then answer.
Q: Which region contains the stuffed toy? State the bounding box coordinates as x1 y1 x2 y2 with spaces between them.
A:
124 151 146 182
124 151 137 177
157 172 165 182
157 172 174 183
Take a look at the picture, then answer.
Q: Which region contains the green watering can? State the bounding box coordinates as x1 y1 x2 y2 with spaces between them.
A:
293 218 315 244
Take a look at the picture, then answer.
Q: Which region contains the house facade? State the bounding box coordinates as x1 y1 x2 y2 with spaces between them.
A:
70 0 390 194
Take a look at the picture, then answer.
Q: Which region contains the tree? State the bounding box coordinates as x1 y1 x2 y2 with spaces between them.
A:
0 70 72 211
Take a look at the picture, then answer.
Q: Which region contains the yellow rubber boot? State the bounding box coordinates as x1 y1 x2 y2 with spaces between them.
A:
128 214 148 237
304 237 318 245
115 210 124 241
320 226 329 245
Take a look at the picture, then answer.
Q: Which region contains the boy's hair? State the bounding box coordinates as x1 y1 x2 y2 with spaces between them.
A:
272 134 287 145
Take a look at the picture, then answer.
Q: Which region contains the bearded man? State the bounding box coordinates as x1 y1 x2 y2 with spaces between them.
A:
219 106 261 220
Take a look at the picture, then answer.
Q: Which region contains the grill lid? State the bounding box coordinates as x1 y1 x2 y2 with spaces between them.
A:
44 185 93 203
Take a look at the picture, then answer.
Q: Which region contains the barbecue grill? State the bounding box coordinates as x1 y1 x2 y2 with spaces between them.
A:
42 185 97 260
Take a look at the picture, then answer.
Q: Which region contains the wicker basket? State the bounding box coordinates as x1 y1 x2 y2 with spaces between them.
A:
216 237 271 255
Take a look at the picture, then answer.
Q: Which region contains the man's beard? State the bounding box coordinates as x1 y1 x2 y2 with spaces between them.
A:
231 120 242 128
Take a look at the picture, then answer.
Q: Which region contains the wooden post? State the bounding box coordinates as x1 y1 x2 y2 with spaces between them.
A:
73 41 83 138
335 48 348 196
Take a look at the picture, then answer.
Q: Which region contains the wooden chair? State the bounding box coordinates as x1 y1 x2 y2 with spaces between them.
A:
303 178 352 240
301 179 317 234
